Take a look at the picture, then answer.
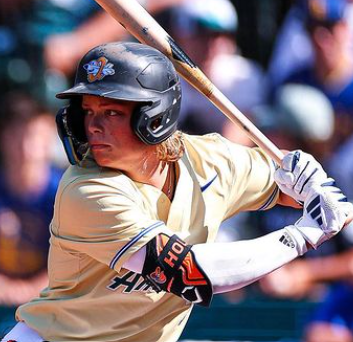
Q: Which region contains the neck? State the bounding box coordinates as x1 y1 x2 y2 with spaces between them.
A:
125 153 168 189
125 155 175 200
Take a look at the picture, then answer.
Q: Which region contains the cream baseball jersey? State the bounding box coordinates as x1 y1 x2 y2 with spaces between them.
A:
17 133 279 342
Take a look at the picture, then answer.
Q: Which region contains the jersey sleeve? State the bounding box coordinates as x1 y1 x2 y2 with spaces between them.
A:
220 136 280 218
51 177 167 272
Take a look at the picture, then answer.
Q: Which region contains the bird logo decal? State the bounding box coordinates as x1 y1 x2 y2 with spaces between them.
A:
83 57 115 83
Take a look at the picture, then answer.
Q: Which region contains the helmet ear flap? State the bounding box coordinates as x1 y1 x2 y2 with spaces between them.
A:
56 100 88 165
131 102 161 145
132 102 177 145
131 84 181 145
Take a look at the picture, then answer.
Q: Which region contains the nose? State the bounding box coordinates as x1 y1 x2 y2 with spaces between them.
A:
86 114 103 135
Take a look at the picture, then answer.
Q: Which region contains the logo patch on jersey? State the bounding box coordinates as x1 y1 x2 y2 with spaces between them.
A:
83 57 115 83
150 267 167 284
107 271 154 294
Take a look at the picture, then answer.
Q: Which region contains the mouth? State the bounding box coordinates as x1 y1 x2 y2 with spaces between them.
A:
90 143 110 151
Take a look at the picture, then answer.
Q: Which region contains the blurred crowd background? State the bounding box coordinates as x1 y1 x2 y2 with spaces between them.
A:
1 0 353 341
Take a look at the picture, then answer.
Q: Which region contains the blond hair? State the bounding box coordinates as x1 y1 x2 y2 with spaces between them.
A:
156 130 185 162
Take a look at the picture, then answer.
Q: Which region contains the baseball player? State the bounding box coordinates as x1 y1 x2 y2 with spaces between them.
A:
2 42 352 342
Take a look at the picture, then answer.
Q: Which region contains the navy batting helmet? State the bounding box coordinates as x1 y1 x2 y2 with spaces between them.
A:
56 42 182 165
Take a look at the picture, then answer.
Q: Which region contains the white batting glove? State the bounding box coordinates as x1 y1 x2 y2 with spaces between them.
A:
288 184 353 250
274 150 328 203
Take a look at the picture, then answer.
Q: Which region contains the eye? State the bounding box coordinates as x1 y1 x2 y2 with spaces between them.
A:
105 109 122 117
83 109 94 116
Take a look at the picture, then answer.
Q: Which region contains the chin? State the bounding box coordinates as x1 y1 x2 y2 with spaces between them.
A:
96 157 123 171
93 154 112 167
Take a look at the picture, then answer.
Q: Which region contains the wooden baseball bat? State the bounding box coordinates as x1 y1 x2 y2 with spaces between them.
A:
94 0 284 164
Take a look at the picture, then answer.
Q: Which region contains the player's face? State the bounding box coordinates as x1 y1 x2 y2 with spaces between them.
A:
83 95 156 174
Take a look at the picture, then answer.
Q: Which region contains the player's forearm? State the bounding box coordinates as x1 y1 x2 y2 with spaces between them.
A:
125 189 351 304
125 176 349 305
192 227 307 294
124 227 307 296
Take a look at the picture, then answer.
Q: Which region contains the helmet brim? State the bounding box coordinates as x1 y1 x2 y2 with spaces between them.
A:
56 83 159 103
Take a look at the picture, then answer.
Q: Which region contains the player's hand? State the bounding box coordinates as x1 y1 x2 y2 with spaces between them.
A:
290 184 353 249
274 150 327 203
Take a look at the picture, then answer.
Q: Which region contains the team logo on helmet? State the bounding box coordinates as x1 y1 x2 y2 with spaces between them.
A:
83 56 115 83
